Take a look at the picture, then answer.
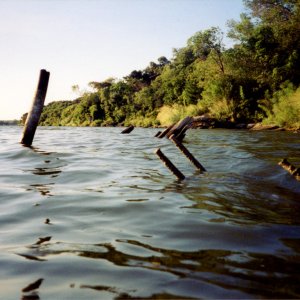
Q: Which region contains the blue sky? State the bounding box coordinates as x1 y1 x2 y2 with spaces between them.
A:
0 0 245 120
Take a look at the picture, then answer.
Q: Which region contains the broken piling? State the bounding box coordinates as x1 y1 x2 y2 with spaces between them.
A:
21 69 50 147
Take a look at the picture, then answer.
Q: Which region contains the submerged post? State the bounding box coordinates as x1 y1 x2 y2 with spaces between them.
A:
170 134 206 172
121 125 134 134
21 69 50 146
155 148 185 180
278 158 300 181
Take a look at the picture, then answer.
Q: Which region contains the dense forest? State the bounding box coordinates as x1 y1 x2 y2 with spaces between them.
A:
26 0 300 129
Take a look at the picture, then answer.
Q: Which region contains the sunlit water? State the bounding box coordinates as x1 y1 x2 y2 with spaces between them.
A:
1 126 300 299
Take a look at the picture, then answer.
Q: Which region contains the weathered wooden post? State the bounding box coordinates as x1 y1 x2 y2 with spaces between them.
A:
170 134 206 172
121 125 134 134
157 117 193 140
155 148 185 180
278 158 300 181
156 123 176 138
154 131 162 137
21 69 50 146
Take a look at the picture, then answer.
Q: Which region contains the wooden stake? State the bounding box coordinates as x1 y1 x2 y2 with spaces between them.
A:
155 148 185 180
156 123 176 138
154 131 162 137
170 134 206 172
121 125 134 134
21 69 50 146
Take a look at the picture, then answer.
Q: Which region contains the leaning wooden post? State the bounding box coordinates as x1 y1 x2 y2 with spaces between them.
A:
278 158 300 181
166 116 193 139
121 125 134 134
21 69 50 146
170 134 206 172
154 131 162 137
155 148 185 180
156 123 176 138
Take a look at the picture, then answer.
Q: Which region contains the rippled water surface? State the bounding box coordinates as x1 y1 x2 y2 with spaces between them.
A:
1 126 300 299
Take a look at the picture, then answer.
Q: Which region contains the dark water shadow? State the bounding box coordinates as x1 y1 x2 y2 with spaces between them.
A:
21 293 40 300
16 238 300 299
27 183 54 197
21 146 66 197
156 170 300 226
21 278 43 300
31 167 62 177
22 145 54 156
81 284 195 300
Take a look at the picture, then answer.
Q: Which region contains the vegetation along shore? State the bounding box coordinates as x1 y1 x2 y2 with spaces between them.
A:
21 1 300 131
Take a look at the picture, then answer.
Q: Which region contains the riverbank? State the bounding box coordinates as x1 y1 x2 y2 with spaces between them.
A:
190 115 300 132
0 120 19 126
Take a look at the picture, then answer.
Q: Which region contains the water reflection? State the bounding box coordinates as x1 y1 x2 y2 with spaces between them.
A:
16 238 300 298
81 285 193 300
23 146 65 198
113 292 196 299
173 174 300 226
31 167 61 177
28 183 54 197
80 284 123 296
21 278 43 300
34 236 52 245
21 293 40 300
25 146 54 156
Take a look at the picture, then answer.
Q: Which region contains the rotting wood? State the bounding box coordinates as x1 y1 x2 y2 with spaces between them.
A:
154 131 162 137
121 125 134 134
156 123 176 138
166 116 193 140
155 148 185 180
278 158 300 181
170 134 206 172
173 124 190 142
157 116 194 140
21 69 50 146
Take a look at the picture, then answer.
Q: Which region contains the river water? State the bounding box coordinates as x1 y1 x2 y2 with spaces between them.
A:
0 126 300 299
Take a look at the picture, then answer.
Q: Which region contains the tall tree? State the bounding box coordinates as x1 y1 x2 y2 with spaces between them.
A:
187 27 225 73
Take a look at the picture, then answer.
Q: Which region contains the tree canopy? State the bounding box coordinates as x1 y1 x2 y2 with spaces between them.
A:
32 0 300 129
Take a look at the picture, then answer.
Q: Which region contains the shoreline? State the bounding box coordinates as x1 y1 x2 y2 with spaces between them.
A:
12 119 300 133
190 116 300 132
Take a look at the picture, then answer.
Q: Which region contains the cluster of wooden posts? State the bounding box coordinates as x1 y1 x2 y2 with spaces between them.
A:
154 117 206 180
21 69 300 183
121 116 206 180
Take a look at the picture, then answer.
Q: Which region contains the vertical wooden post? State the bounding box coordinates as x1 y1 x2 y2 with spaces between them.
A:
21 69 50 146
170 134 206 172
155 148 185 180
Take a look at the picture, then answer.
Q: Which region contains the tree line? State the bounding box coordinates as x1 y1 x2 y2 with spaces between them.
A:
25 0 300 129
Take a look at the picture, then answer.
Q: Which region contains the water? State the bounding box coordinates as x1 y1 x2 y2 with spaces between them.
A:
1 126 300 299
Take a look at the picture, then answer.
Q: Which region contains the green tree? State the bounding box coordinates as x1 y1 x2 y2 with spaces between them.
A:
187 27 225 73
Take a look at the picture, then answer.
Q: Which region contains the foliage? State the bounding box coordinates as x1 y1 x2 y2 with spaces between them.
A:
35 0 300 129
209 98 235 121
262 84 300 129
39 101 76 126
157 103 206 126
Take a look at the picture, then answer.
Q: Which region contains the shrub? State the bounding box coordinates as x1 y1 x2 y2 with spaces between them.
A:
209 98 235 121
263 86 300 129
157 102 206 126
